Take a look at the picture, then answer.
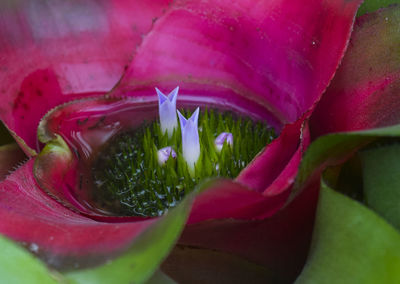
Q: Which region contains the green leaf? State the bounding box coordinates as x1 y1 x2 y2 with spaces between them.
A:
295 180 400 284
0 235 58 284
65 192 193 284
358 0 400 16
361 143 400 230
293 124 400 198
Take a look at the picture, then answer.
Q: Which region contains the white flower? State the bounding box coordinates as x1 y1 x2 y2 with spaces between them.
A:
156 86 179 136
177 108 200 170
157 146 177 165
214 132 233 152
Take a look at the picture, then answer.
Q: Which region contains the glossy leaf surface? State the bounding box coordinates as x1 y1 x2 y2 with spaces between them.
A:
296 181 400 284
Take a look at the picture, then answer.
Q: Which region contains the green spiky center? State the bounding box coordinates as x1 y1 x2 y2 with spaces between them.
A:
91 109 276 217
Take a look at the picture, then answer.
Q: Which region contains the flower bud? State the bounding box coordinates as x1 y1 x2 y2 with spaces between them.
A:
156 86 179 136
157 146 177 165
177 108 200 170
215 132 233 151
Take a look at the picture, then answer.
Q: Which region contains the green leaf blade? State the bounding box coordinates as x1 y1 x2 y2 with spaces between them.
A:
358 0 400 16
65 193 193 284
0 235 58 284
295 180 400 284
361 143 400 230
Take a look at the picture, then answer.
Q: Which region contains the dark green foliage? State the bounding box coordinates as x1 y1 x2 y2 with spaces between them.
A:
91 109 275 217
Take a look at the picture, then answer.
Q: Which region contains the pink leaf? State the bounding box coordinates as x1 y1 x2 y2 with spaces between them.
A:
0 159 157 269
0 0 172 153
311 7 400 137
117 0 362 128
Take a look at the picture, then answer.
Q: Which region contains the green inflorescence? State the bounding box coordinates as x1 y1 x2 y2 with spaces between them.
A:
91 109 276 217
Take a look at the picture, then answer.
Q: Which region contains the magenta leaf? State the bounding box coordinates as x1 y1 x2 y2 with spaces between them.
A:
0 159 158 269
237 117 310 195
179 181 320 283
187 179 290 224
0 0 173 153
311 6 400 137
116 0 363 127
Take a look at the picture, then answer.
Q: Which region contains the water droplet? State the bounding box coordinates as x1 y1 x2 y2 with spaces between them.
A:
29 243 39 253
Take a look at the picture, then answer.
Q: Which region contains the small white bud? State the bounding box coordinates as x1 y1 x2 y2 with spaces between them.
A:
157 146 177 165
215 132 233 152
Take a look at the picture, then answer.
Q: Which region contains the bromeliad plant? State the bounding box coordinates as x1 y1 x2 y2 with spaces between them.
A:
0 0 364 282
1 0 400 283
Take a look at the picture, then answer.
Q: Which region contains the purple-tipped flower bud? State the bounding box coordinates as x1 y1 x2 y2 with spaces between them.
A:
157 146 177 165
177 108 200 170
215 132 233 152
156 86 179 136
